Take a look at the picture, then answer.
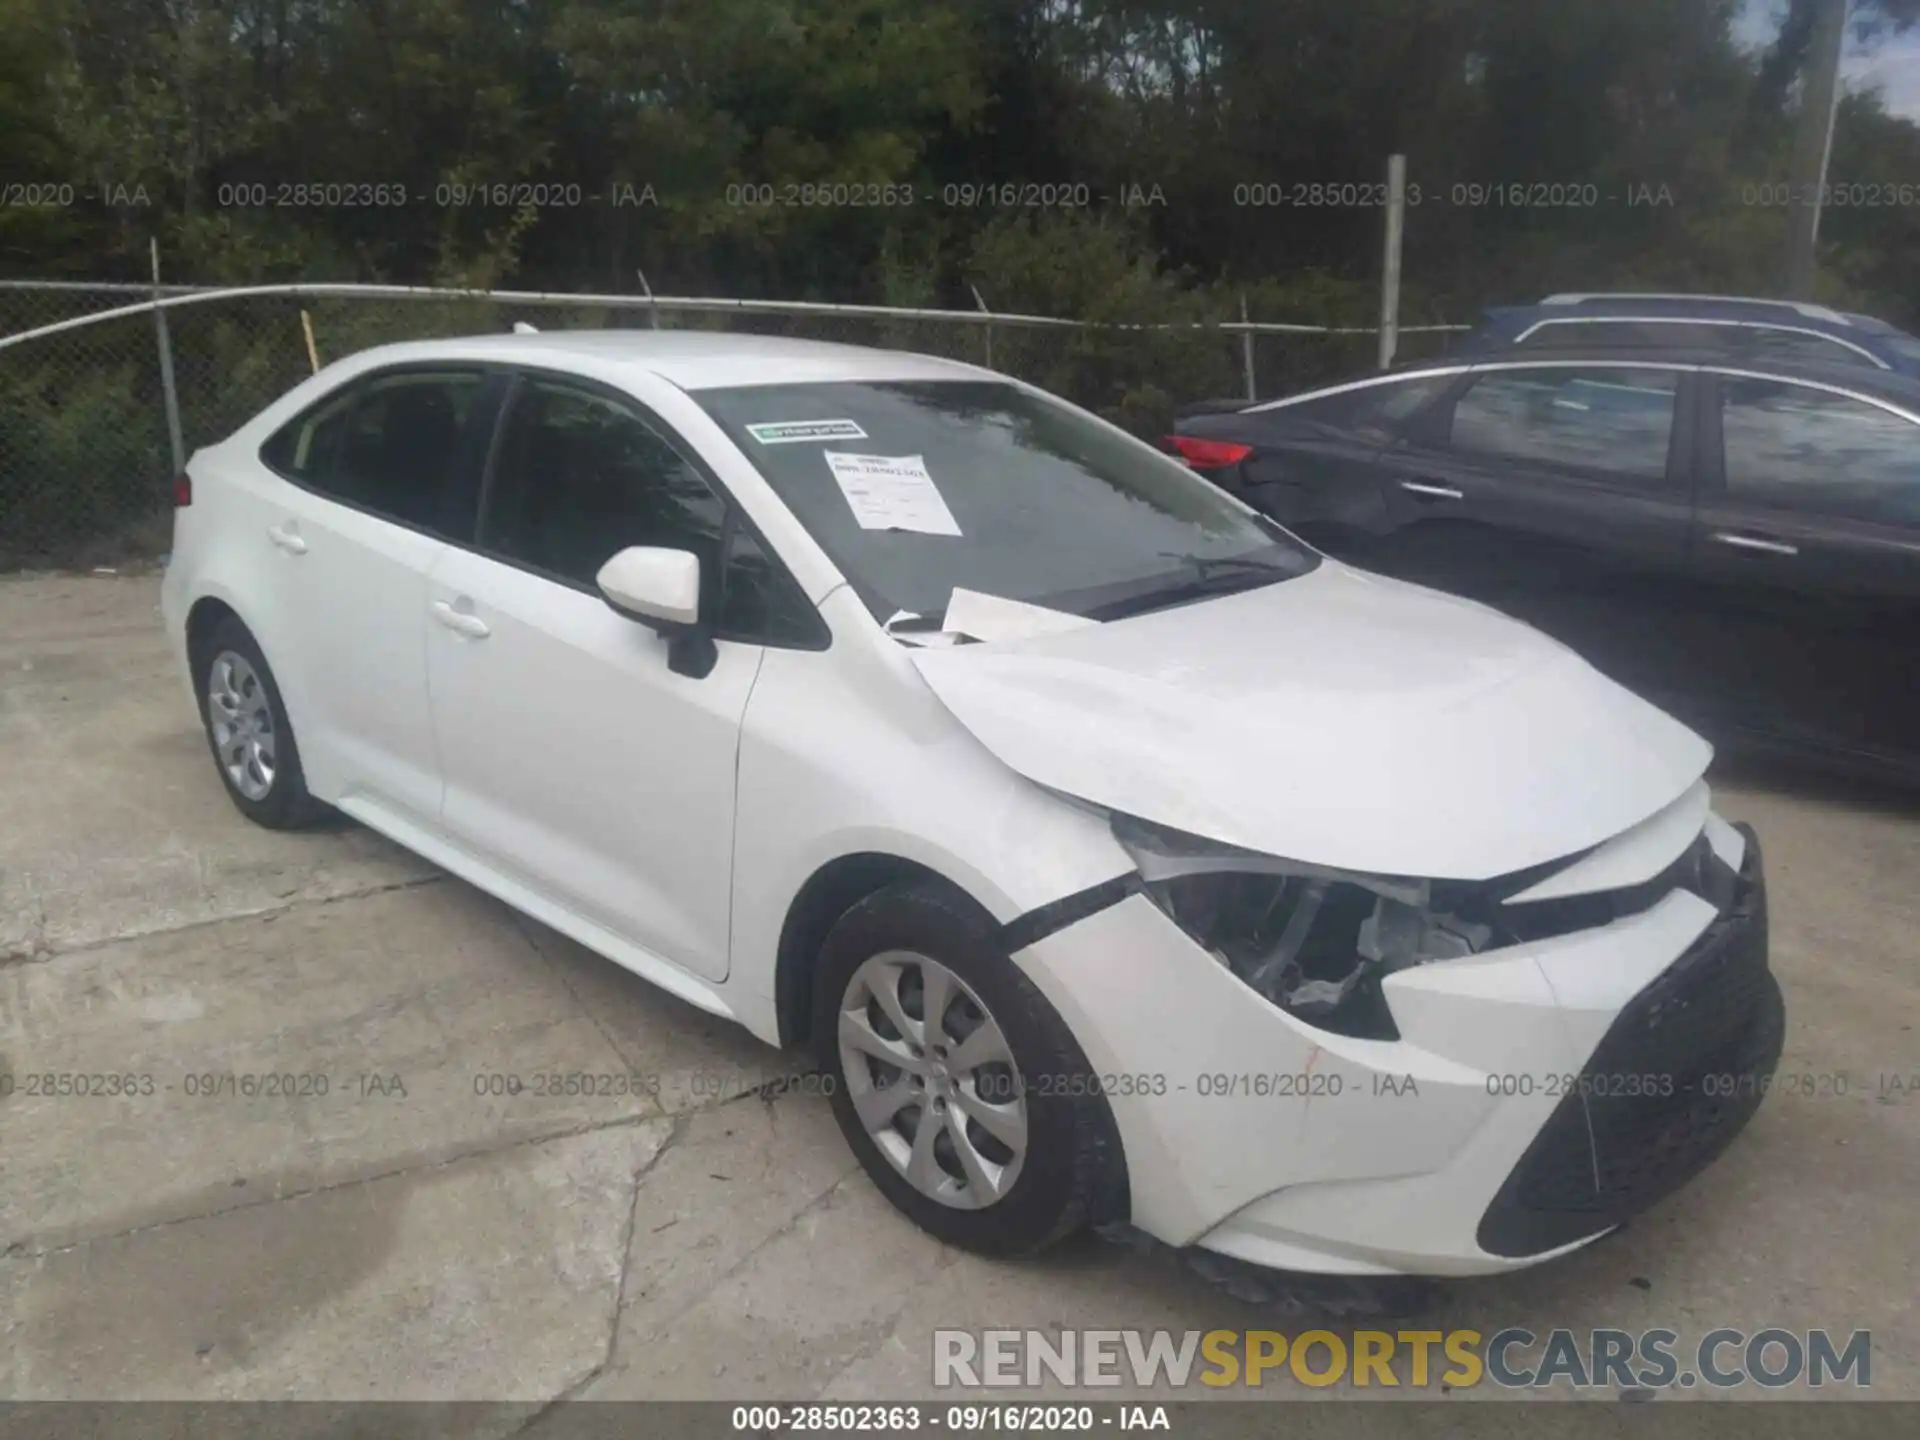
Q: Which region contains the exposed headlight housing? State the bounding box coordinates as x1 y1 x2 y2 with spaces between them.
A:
1112 814 1492 1040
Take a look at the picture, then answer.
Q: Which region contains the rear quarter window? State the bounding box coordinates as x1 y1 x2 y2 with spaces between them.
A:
1261 373 1455 439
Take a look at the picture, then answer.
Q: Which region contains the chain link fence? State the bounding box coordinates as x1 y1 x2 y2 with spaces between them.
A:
0 281 1464 571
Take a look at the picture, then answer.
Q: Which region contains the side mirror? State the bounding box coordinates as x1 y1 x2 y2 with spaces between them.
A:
596 545 717 678
597 545 700 631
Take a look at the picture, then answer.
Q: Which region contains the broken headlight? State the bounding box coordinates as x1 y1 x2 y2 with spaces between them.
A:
1113 814 1492 1040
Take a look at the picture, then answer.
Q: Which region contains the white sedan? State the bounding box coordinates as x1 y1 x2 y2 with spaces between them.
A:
161 330 1783 1281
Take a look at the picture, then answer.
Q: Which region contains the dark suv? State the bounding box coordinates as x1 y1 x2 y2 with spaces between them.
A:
1168 341 1920 782
1459 293 1920 377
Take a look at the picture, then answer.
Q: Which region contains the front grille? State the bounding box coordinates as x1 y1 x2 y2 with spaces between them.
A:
1478 826 1783 1258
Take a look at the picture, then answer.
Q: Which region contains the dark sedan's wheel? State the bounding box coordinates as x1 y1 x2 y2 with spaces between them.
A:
192 618 325 829
814 879 1124 1256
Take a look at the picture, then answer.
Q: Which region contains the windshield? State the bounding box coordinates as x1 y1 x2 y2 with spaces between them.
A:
694 379 1317 627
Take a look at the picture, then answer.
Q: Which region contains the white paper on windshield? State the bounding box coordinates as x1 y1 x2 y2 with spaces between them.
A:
746 418 868 444
824 452 962 536
943 588 1099 643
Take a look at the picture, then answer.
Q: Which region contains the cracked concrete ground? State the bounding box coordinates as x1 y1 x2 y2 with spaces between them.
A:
1 573 1916 1405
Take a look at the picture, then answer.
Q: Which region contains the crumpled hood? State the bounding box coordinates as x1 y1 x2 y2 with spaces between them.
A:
908 562 1712 881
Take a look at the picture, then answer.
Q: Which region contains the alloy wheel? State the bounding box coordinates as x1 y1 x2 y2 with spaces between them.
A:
836 949 1030 1209
206 650 277 801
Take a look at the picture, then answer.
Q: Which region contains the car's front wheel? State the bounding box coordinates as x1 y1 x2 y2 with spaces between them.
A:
191 617 325 829
814 879 1123 1256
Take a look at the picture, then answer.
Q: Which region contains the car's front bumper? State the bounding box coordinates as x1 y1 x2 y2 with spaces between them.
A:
1011 820 1780 1277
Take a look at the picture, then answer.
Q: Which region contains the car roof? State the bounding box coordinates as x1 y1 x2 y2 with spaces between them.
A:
330 329 993 391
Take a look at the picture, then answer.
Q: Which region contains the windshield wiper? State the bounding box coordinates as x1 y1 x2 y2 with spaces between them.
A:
1085 552 1295 622
1157 551 1297 581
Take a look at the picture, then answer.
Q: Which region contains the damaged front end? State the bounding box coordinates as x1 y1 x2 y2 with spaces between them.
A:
1113 815 1492 1040
1112 810 1745 1041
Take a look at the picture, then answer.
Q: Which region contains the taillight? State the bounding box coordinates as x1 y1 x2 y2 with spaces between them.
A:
173 473 192 507
1165 435 1253 469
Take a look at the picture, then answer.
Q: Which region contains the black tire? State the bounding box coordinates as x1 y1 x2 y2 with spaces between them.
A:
190 617 327 830
813 878 1125 1257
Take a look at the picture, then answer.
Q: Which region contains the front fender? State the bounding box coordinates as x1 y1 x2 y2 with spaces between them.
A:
728 592 1135 1032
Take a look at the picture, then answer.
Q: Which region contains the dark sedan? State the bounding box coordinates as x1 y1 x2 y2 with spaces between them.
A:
1169 346 1920 782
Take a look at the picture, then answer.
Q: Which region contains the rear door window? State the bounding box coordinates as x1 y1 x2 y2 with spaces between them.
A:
260 370 489 538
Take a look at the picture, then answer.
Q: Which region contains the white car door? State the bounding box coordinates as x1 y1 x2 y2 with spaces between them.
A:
423 373 788 984
250 367 497 823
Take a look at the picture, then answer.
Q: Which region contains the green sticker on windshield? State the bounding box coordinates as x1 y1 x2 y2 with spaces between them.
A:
746 418 869 444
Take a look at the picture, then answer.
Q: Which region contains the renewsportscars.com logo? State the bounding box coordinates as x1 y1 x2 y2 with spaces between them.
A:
932 1328 1872 1391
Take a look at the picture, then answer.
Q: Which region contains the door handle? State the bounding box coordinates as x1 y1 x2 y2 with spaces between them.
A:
266 523 307 555
432 601 491 638
1710 531 1799 558
1400 480 1465 501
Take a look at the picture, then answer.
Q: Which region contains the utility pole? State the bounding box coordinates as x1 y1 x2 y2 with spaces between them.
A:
1784 0 1849 299
1378 154 1406 370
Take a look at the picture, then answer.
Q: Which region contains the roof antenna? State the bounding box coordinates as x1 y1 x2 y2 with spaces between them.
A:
512 320 539 334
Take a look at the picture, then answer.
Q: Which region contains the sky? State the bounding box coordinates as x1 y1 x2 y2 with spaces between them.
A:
1736 0 1920 119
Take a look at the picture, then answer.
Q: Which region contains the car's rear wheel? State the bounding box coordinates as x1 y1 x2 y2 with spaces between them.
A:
192 618 325 829
814 879 1123 1256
